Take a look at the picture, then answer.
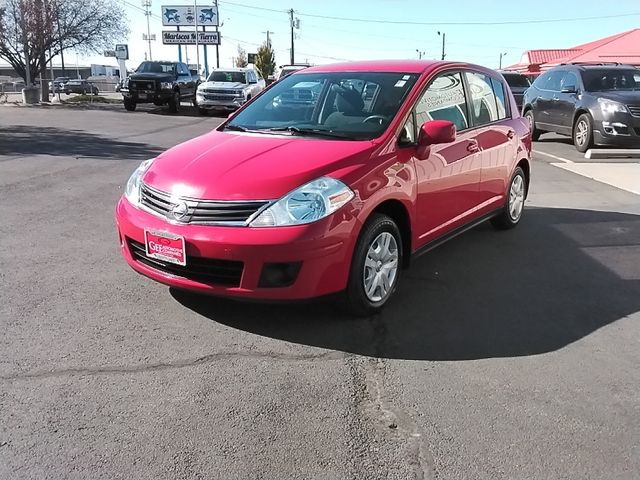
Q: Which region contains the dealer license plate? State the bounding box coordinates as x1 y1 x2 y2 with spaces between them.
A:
144 230 186 266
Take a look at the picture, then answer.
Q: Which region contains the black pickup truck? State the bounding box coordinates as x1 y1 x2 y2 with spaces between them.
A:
121 61 199 113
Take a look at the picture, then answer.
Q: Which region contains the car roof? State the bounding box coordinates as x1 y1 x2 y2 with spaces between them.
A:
302 60 496 76
212 67 252 72
561 64 636 71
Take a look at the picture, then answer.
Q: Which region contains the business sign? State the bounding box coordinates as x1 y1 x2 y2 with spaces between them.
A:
161 5 218 26
162 31 220 45
115 44 129 60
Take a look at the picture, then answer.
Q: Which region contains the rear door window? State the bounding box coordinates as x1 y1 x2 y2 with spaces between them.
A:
490 77 509 119
464 71 500 126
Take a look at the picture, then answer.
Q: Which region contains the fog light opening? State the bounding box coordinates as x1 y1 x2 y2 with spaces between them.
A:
258 262 302 288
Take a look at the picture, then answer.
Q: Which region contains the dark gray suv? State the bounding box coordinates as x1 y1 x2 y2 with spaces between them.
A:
522 64 640 152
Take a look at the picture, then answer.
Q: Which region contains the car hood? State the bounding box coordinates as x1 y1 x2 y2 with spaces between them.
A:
143 131 373 200
129 72 174 82
593 90 640 103
199 81 248 90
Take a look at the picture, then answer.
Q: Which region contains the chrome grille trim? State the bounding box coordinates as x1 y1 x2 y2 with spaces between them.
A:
139 183 272 226
626 105 640 117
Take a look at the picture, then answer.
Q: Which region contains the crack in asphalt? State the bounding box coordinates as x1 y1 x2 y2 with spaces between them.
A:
346 315 436 480
0 350 346 382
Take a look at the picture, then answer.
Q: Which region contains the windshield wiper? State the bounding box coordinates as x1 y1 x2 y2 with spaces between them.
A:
224 124 249 132
267 126 357 140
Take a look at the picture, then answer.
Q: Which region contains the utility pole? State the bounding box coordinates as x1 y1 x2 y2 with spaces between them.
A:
289 9 295 64
142 0 153 61
499 52 507 69
437 31 446 60
262 30 274 46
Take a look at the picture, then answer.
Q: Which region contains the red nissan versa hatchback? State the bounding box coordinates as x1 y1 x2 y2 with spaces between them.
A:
115 60 531 315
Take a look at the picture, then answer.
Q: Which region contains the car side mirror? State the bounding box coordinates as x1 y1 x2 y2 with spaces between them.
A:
561 86 577 93
415 120 456 159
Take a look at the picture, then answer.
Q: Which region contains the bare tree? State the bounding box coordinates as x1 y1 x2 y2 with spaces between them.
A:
255 41 275 80
0 0 128 84
234 45 248 68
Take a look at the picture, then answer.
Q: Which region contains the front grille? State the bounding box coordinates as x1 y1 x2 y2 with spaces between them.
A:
204 94 232 101
203 88 238 94
127 238 243 286
130 80 157 91
627 105 640 117
140 183 270 225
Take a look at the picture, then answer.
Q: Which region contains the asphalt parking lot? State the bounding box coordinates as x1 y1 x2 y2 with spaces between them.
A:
1 104 639 479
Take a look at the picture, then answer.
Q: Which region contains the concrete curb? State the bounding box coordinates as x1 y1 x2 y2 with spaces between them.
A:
585 149 640 160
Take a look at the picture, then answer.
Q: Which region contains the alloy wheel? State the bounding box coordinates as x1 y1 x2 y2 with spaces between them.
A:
575 119 588 146
363 232 399 302
509 174 525 221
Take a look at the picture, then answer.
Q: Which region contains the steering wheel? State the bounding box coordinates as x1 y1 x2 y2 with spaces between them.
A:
363 115 386 125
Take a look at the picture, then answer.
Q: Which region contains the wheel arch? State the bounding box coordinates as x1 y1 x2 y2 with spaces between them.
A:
516 158 531 197
368 199 412 269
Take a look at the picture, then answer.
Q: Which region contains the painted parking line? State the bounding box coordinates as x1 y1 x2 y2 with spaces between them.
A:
552 162 640 195
533 150 574 164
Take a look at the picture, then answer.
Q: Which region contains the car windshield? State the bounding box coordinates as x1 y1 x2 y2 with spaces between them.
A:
582 69 640 91
209 71 247 83
502 73 531 88
226 71 419 141
136 62 176 74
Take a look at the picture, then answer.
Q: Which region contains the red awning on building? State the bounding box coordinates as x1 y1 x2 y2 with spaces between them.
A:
504 29 640 76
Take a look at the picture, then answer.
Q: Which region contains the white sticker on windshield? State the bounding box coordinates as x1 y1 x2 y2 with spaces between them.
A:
394 80 407 88
402 75 410 80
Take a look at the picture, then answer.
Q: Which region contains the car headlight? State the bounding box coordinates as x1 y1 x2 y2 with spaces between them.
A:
598 98 627 114
160 82 173 90
124 158 154 206
250 177 354 227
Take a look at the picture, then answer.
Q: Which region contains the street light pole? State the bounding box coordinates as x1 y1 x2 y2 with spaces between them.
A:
499 52 507 69
289 9 295 64
437 31 446 60
194 0 200 74
415 49 425 59
215 0 220 68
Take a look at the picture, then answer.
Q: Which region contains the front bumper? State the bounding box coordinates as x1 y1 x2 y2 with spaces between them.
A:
122 89 174 104
196 94 245 110
593 111 640 147
115 197 359 300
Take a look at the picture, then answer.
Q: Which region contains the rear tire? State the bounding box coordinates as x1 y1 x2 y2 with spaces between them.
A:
491 166 527 230
168 91 180 113
573 113 593 153
124 98 136 111
343 214 403 316
524 109 541 141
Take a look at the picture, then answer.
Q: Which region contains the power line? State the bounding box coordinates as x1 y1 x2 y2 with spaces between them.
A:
218 1 640 26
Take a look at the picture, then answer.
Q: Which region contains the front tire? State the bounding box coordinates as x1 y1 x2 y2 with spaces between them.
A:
524 109 541 141
491 166 527 230
124 98 136 111
573 113 593 153
344 214 403 316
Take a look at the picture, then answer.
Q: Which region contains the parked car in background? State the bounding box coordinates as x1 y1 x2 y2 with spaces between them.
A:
121 61 198 113
523 64 640 152
500 71 531 112
276 64 310 80
49 77 71 93
195 68 265 115
64 79 99 95
115 60 531 315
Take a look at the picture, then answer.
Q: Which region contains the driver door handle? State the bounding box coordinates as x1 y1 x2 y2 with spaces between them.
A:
467 140 480 153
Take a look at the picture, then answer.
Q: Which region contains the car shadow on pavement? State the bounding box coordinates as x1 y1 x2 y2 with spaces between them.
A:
0 125 163 159
143 104 229 118
172 207 640 361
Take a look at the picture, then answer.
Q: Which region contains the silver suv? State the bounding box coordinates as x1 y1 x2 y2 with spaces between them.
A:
196 68 265 115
